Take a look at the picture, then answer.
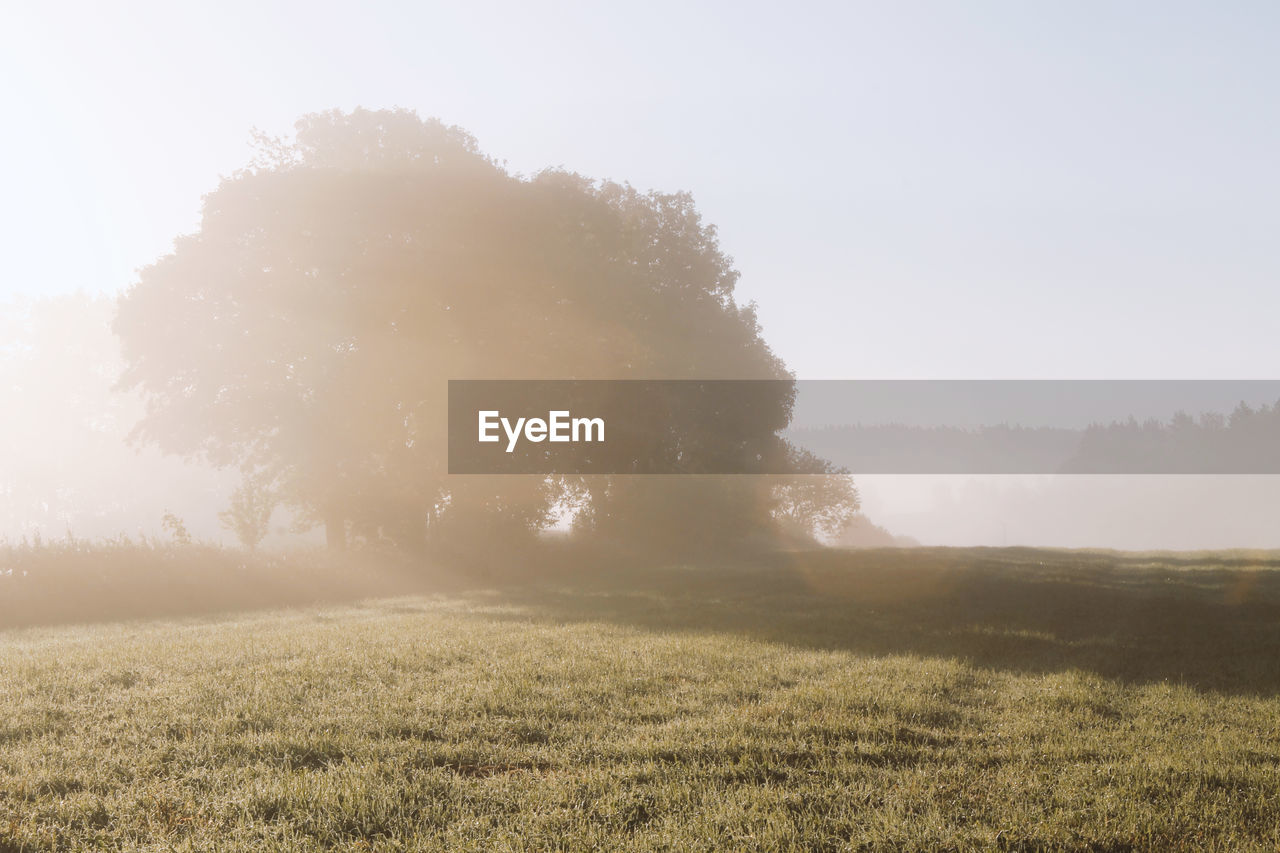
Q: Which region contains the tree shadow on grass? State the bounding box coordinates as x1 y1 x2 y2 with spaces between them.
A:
475 547 1280 697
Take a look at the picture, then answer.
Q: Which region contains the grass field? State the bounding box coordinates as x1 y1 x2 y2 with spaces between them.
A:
2 548 1279 851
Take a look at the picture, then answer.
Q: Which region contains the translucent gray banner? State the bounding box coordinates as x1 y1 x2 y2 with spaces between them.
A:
448 380 1280 474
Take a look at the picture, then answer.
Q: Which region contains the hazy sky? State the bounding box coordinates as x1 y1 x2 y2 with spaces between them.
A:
4 0 1279 380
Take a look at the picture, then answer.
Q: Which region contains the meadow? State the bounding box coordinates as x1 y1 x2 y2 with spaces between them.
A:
2 547 1279 851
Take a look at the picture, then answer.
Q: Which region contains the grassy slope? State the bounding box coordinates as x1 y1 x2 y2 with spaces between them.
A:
2 548 1279 851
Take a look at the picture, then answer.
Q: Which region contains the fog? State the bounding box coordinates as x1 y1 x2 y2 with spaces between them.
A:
859 475 1280 550
3 294 1275 550
4 4 1278 553
0 295 283 546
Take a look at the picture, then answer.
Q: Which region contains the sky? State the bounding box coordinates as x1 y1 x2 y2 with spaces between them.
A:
3 0 1280 548
3 0 1279 382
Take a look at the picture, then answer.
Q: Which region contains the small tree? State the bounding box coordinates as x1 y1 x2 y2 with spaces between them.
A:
771 446 860 543
161 510 192 545
219 476 276 551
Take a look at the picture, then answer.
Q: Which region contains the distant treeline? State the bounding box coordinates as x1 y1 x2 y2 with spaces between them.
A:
0 535 615 629
789 401 1280 474
0 540 385 627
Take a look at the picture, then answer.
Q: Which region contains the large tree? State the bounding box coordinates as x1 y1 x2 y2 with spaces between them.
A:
115 108 847 553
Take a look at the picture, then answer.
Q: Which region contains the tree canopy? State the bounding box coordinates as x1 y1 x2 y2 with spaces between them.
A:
115 108 854 553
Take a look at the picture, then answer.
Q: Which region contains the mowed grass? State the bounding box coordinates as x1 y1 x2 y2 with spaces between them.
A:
2 549 1280 851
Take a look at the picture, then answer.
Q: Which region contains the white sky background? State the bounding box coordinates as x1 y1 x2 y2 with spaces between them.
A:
4 0 1278 381
3 1 1279 547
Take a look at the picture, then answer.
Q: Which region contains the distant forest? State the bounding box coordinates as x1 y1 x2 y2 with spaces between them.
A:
789 402 1280 474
